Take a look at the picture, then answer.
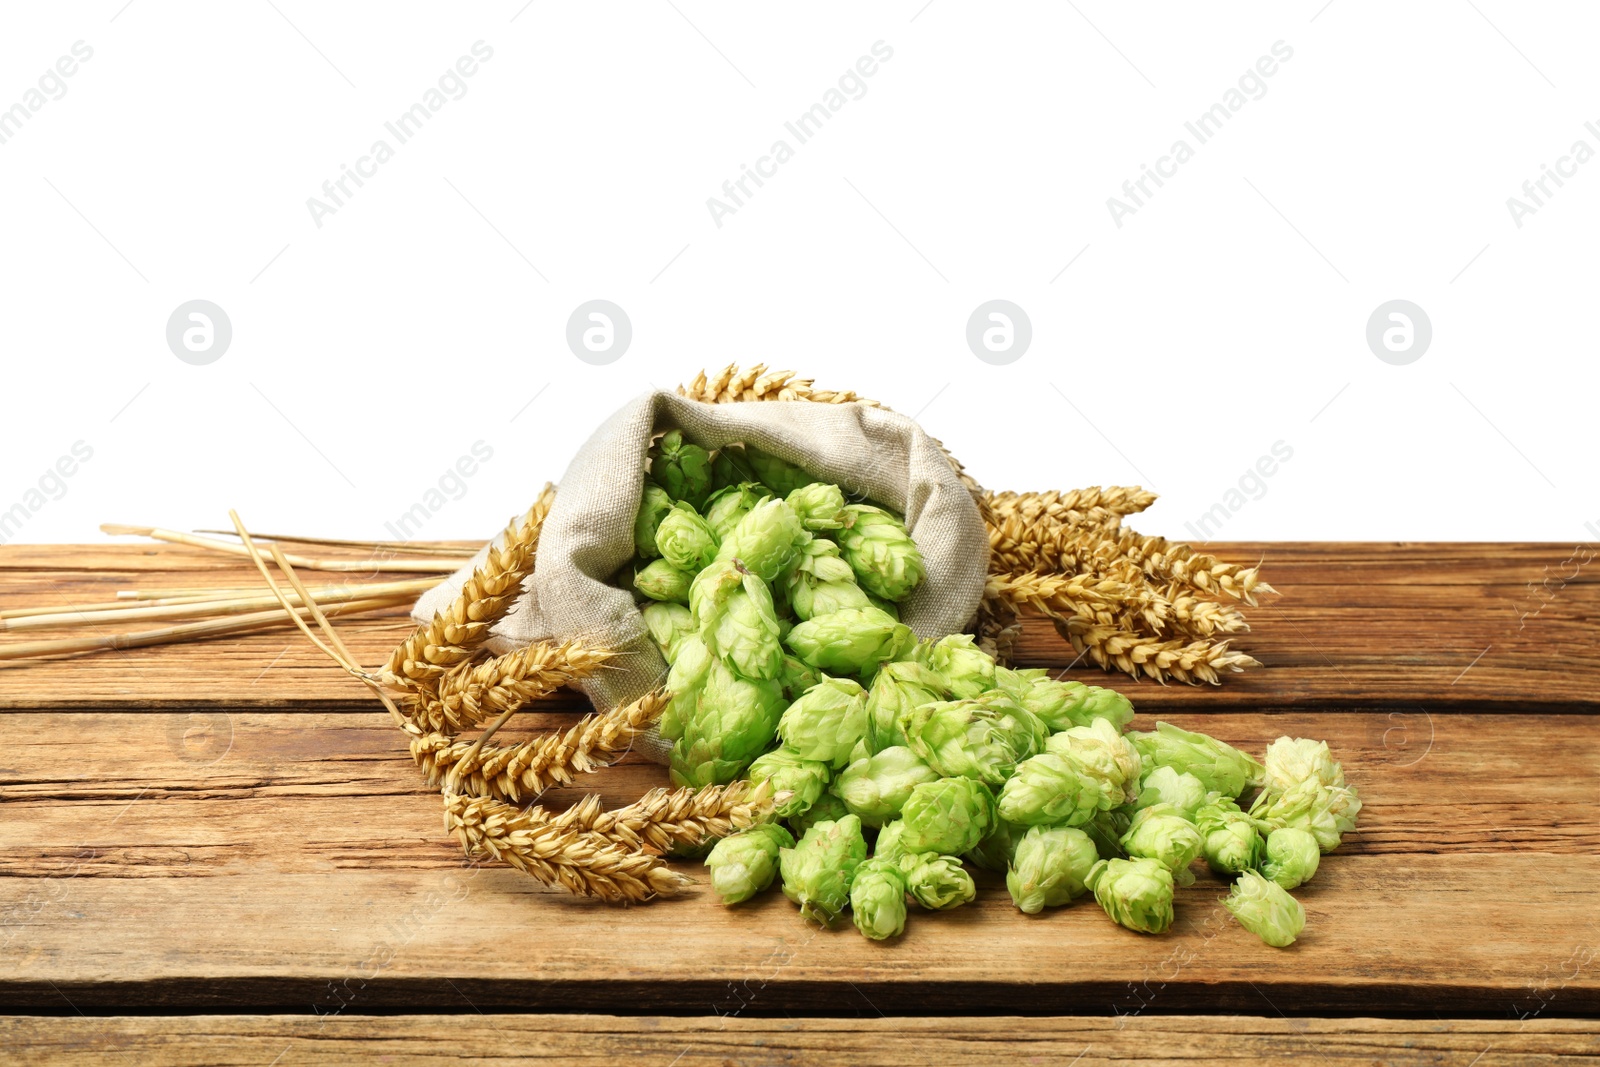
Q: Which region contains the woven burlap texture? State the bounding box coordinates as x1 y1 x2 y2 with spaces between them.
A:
411 389 989 763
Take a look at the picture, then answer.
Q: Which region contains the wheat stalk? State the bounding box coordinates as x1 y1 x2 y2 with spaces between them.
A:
679 364 877 406
408 640 614 735
385 487 556 688
526 780 778 855
413 688 666 798
1081 524 1276 605
985 487 1158 524
443 792 692 903
1052 615 1262 685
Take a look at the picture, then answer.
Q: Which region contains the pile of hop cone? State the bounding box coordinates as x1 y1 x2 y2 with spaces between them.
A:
381 366 1282 907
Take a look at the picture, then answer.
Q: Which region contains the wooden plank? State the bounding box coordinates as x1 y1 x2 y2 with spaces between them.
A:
2 710 1596 1015
2 542 1595 712
2 1015 1597 1066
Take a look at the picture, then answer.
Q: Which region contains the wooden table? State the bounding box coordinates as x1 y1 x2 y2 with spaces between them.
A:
1 542 1596 1065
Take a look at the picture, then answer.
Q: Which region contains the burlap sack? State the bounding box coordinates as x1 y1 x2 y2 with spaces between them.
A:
411 390 989 763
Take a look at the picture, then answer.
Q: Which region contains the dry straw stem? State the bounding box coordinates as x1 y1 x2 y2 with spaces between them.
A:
0 596 409 661
985 487 1159 524
99 524 459 574
385 486 556 688
413 688 666 798
444 792 691 903
526 780 779 855
0 579 436 632
410 639 615 735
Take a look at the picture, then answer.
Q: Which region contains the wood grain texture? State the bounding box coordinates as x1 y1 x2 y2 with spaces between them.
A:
0 710 1596 1015
0 542 1597 1026
1 1015 1596 1066
1 542 1595 712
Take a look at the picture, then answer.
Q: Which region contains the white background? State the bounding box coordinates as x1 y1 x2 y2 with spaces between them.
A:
1 2 1595 547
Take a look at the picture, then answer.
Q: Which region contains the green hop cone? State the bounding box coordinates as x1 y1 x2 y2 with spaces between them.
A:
633 484 676 559
704 482 773 541
1006 825 1100 914
1120 802 1204 885
1083 807 1133 860
994 666 1047 699
656 503 719 572
745 447 815 497
649 430 713 510
997 752 1110 827
660 635 714 742
964 817 1029 873
634 559 692 603
864 661 947 751
849 857 909 941
641 601 696 662
787 791 849 840
836 504 926 602
864 593 900 621
1263 736 1346 792
1249 778 1361 853
785 539 872 622
745 747 832 819
832 745 939 827
1196 795 1263 876
1015 676 1134 733
787 482 848 531
669 659 784 787
1258 827 1321 889
1128 721 1266 798
705 823 794 905
1043 718 1142 804
1085 857 1175 935
925 634 996 700
692 560 783 681
903 692 1047 785
895 852 976 910
716 498 809 581
899 777 996 856
777 675 869 768
710 444 760 492
786 606 912 675
777 654 822 702
1225 870 1306 948
1134 765 1210 817
872 818 911 862
779 814 868 924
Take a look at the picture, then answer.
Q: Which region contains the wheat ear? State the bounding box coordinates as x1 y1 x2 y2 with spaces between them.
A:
1085 524 1276 605
385 486 556 688
413 689 666 799
985 487 1159 523
680 364 877 406
1053 615 1262 685
409 640 614 735
443 792 692 903
525 780 778 855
